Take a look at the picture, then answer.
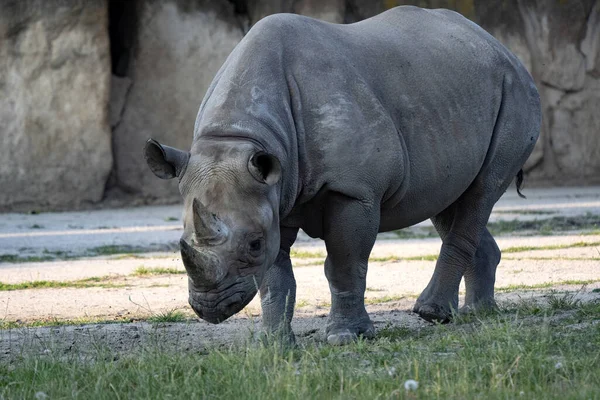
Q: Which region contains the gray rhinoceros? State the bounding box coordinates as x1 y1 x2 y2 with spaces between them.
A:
144 6 540 345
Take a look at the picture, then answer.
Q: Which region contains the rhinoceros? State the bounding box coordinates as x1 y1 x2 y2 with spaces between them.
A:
144 6 540 345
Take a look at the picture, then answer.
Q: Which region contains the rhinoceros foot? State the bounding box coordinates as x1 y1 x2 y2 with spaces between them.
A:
326 319 375 346
412 302 453 323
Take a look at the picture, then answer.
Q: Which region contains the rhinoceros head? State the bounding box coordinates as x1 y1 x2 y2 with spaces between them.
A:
144 138 282 323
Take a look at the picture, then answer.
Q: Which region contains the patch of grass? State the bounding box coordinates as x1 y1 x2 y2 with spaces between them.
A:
0 317 135 330
370 254 438 263
295 300 310 308
377 325 416 341
504 256 600 261
499 298 546 316
147 310 188 323
574 300 600 319
496 279 600 293
404 254 438 261
503 241 600 254
112 253 147 260
369 255 402 263
364 294 418 305
133 266 185 276
546 291 581 311
0 277 126 291
0 254 54 263
3 300 600 399
493 209 558 215
393 227 437 239
165 217 179 222
487 214 600 236
289 249 326 259
88 245 146 256
582 229 600 236
29 223 44 229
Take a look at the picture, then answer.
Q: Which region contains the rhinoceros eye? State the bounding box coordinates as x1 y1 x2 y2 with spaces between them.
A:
248 238 264 258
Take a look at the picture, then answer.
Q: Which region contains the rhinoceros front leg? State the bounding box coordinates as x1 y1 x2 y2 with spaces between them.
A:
259 227 299 344
323 195 379 345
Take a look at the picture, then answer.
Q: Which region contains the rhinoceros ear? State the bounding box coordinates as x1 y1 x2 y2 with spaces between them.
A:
248 151 281 186
144 138 190 180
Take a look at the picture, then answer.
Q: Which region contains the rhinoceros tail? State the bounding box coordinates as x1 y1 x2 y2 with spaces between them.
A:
516 169 526 199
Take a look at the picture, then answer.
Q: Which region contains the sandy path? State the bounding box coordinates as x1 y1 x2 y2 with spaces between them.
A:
2 247 598 322
0 187 598 323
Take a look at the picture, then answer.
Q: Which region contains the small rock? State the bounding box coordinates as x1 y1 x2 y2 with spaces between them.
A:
404 379 418 391
555 362 563 369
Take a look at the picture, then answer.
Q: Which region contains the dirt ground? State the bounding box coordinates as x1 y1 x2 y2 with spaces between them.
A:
0 186 599 360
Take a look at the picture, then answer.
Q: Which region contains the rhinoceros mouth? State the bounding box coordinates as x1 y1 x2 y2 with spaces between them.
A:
188 277 258 324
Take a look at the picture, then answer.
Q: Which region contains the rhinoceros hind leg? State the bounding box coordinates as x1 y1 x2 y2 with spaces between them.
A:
415 74 539 322
413 187 499 322
461 228 500 313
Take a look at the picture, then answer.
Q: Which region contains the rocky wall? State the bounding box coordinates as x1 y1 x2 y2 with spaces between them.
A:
0 0 112 211
0 0 598 211
110 0 242 202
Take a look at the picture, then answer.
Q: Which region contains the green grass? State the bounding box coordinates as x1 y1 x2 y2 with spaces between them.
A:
496 279 600 293
133 266 185 276
493 209 558 215
503 241 600 254
290 249 326 259
504 256 600 261
0 316 135 330
0 254 55 263
393 227 437 239
2 299 599 399
390 213 600 240
295 300 310 308
364 294 418 305
487 214 600 236
147 310 188 323
88 245 148 256
0 277 126 291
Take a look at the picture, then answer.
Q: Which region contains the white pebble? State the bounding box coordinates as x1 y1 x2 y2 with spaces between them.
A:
404 379 419 391
555 362 563 369
34 392 48 400
388 367 396 376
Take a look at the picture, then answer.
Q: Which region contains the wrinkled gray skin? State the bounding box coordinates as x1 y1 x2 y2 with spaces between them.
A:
144 6 540 345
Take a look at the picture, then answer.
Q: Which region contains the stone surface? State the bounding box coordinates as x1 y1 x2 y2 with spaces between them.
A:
517 0 592 91
0 0 112 211
1 0 600 212
550 77 600 178
581 1 600 77
112 0 243 201
109 75 132 129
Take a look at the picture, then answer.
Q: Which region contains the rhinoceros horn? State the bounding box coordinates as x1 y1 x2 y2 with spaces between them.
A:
180 239 227 287
192 198 228 243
